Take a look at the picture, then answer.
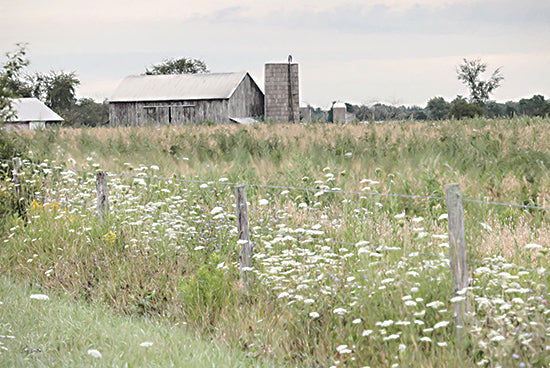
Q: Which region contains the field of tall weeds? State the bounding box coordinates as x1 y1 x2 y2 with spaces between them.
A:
0 117 549 367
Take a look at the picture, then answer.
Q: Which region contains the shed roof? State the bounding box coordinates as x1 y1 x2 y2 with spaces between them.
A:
8 98 63 122
109 72 253 102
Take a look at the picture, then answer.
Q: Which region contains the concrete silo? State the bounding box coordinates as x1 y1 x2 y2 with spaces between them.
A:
264 58 299 123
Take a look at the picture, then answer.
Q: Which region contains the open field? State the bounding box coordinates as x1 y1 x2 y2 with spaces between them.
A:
1 118 550 367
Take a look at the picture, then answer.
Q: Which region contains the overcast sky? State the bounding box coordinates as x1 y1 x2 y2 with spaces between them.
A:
1 0 549 108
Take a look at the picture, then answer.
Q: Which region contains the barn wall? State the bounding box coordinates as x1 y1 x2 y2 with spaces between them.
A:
228 74 264 118
109 99 229 126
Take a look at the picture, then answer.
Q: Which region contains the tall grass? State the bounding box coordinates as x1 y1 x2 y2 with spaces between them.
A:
1 117 549 367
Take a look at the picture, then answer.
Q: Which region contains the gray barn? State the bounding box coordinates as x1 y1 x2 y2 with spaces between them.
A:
109 72 264 126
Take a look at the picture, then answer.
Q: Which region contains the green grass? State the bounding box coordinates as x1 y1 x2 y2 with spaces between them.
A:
0 276 273 367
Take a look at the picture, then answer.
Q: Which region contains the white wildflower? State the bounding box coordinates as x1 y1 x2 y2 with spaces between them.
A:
383 334 400 341
333 308 348 315
258 199 269 206
30 294 49 301
426 301 444 309
87 349 102 358
140 342 153 347
376 320 394 327
336 344 352 354
480 222 492 232
309 312 320 319
210 207 224 215
433 321 450 329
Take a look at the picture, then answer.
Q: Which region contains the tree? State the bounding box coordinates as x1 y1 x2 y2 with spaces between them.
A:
457 58 503 105
411 108 428 121
449 96 483 119
19 71 80 112
44 71 80 111
0 43 30 122
145 57 208 75
483 101 507 118
62 98 109 126
426 97 450 120
518 95 550 117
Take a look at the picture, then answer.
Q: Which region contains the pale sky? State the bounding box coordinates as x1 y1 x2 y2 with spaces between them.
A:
1 0 549 108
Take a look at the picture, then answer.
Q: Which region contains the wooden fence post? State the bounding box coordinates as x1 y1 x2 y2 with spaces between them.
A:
445 183 469 334
235 185 252 287
12 157 21 198
96 171 109 222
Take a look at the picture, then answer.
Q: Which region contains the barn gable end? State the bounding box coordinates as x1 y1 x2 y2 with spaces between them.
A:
228 73 264 119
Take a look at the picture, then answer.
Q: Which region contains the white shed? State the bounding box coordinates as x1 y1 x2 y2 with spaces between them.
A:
3 98 63 130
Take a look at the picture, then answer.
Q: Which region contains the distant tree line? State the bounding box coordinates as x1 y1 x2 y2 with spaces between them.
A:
2 45 549 126
331 94 550 123
327 59 549 122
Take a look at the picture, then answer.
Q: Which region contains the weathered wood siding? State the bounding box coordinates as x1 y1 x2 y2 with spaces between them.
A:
110 99 229 126
109 73 265 126
228 74 264 118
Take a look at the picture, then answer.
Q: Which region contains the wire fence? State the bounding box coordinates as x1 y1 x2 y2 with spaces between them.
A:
2 157 549 278
3 157 549 211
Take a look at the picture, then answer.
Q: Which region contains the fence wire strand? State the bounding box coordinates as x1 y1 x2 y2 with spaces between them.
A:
4 158 548 211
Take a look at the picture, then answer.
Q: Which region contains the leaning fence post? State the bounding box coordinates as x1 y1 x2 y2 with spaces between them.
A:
12 157 21 198
235 185 252 287
445 183 469 335
96 171 109 222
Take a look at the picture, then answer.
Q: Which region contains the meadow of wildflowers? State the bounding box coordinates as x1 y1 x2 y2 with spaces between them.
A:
0 118 549 367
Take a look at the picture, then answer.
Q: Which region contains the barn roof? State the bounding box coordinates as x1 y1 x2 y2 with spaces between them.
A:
109 72 254 102
8 98 63 122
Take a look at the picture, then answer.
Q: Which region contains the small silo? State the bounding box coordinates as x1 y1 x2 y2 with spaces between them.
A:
332 102 347 123
264 57 299 123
